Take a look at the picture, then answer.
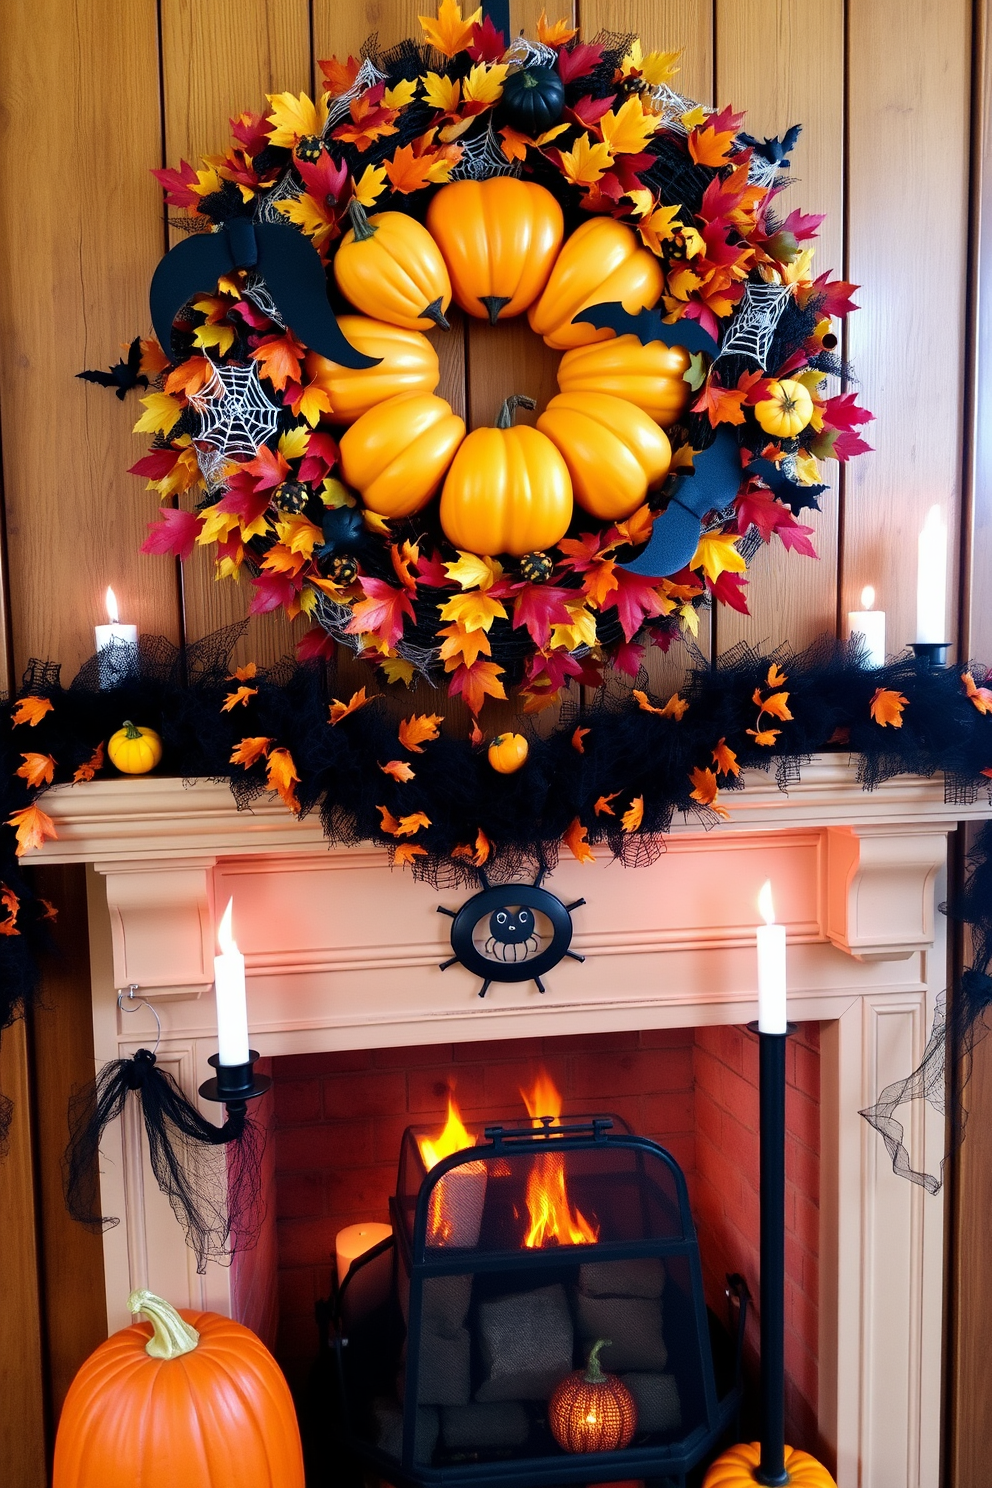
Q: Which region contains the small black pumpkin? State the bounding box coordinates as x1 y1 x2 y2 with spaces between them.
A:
500 66 565 135
519 550 554 584
317 504 365 559
323 553 358 585
273 479 308 514
295 135 326 164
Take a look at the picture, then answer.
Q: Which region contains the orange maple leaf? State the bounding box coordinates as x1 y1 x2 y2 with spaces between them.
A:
8 804 58 855
536 7 578 45
377 804 401 835
563 816 595 864
39 899 58 921
384 141 441 195
615 506 655 548
747 727 781 746
0 881 19 934
164 355 215 397
691 379 747 428
759 691 793 722
380 759 416 782
572 726 590 754
688 117 738 168
329 688 370 725
583 559 619 608
398 713 444 753
962 671 992 715
230 736 273 768
393 843 428 865
222 686 258 711
319 54 361 94
621 796 644 833
73 742 105 783
228 662 258 682
689 766 730 818
332 91 399 152
766 662 788 688
16 753 55 789
869 687 909 728
251 333 306 392
449 658 506 715
419 0 481 57
633 689 688 720
451 828 490 867
594 793 619 817
438 623 492 669
12 697 54 727
266 746 300 812
712 738 740 776
395 810 431 837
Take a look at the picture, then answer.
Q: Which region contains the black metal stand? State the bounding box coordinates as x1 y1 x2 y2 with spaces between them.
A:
747 1021 795 1487
910 641 950 665
198 1049 271 1115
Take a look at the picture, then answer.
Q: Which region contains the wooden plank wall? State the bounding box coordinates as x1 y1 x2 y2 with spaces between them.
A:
0 1 986 1484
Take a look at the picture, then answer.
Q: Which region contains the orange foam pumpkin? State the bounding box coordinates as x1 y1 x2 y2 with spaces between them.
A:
703 1441 837 1487
527 218 664 350
53 1290 305 1488
556 335 691 427
548 1337 637 1454
427 177 564 323
537 391 671 521
306 316 440 424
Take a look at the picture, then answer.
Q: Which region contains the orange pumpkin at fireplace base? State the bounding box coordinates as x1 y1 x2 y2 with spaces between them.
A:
703 1440 837 1486
53 1290 305 1488
548 1337 637 1454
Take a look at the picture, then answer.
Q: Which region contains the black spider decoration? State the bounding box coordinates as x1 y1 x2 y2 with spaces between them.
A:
437 869 585 998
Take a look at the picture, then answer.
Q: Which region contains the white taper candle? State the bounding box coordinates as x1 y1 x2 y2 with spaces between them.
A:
757 880 787 1034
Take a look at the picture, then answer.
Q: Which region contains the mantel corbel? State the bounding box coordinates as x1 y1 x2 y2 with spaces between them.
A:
92 856 217 999
823 822 952 961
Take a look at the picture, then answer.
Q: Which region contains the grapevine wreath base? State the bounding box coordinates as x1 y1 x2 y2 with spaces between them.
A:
84 6 874 715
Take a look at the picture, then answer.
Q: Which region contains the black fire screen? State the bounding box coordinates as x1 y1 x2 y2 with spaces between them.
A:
330 1116 744 1487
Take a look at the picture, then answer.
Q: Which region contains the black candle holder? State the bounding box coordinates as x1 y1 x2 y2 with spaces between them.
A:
198 1049 271 1113
910 641 951 665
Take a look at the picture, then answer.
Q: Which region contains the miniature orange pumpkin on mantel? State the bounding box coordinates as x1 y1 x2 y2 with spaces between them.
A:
107 721 162 775
53 1290 305 1488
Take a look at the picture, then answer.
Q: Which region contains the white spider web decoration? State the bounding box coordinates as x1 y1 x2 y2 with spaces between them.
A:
193 442 234 493
503 35 558 70
242 271 285 327
188 362 281 459
254 168 305 225
450 121 521 180
324 57 388 128
648 85 705 134
746 151 785 188
712 281 792 369
313 593 444 682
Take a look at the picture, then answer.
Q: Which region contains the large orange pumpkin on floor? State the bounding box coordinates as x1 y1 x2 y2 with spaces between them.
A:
703 1440 837 1487
53 1290 305 1488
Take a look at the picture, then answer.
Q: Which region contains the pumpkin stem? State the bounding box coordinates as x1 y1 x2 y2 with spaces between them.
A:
121 720 142 740
584 1337 612 1384
479 294 512 327
421 296 451 331
127 1290 200 1360
496 394 537 429
346 198 378 242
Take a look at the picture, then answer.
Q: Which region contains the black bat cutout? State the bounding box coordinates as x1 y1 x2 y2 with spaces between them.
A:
572 301 720 356
621 426 746 578
738 123 803 168
76 336 148 400
747 455 827 514
149 218 379 370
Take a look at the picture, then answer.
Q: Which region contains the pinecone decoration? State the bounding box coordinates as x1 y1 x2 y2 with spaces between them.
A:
273 479 307 514
295 135 326 164
325 553 358 585
519 551 554 583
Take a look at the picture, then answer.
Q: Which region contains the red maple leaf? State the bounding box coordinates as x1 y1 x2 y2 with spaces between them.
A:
557 40 605 83
129 448 181 481
613 638 645 677
140 507 202 560
447 659 507 715
230 111 270 157
821 392 874 432
832 429 874 461
152 160 202 209
512 585 575 648
296 627 337 661
775 522 818 558
468 13 506 60
243 444 290 491
602 571 669 641
297 431 340 485
344 578 416 649
778 208 825 242
250 570 302 614
736 487 794 544
566 94 616 128
708 570 750 613
811 271 860 318
414 549 450 587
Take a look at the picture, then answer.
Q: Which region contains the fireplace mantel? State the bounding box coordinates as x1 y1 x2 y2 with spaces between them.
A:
43 756 985 1488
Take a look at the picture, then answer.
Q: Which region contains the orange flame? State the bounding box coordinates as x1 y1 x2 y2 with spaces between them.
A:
418 1095 475 1171
520 1070 599 1248
418 1095 484 1247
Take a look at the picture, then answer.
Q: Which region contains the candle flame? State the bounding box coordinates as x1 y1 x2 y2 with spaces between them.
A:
105 586 119 624
758 879 776 925
217 897 238 955
860 585 875 610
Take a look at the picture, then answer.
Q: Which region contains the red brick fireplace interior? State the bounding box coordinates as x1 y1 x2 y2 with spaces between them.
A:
270 1024 820 1452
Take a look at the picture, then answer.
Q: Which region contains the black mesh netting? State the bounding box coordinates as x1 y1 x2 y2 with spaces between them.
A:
63 1048 263 1272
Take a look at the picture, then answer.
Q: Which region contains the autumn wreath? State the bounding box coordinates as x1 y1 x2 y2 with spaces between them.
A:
99 3 872 716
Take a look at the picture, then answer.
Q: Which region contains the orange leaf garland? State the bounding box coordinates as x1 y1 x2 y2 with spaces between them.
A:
689 766 730 819
634 689 689 720
398 714 443 752
621 796 644 832
228 663 258 682
962 671 992 715
759 691 793 721
230 736 274 768
73 743 105 783
766 662 788 688
712 738 740 776
222 685 258 711
396 811 431 836
16 753 56 789
266 746 301 812
12 697 54 727
451 828 491 867
747 727 780 746
377 804 400 834
8 804 58 855
572 726 590 753
380 759 416 782
394 843 428 865
594 793 619 817
329 688 370 725
869 687 909 728
564 817 595 864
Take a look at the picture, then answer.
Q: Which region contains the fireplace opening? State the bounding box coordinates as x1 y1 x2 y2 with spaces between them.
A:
268 1026 820 1480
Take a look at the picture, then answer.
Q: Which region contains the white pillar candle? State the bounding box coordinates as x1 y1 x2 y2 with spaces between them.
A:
847 585 886 667
916 505 947 644
335 1222 392 1283
757 880 787 1034
214 897 249 1067
95 586 138 688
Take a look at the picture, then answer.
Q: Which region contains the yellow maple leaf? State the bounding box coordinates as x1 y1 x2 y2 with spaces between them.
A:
230 736 273 768
869 687 909 728
379 656 417 687
600 96 660 155
275 193 336 252
638 202 683 255
419 0 482 57
193 322 235 356
222 685 258 711
563 817 595 864
278 427 310 462
463 62 508 105
380 759 416 782
12 697 54 727
444 551 503 591
423 71 461 113
558 131 614 187
133 391 182 436
622 39 681 87
621 795 644 833
398 713 443 752
679 601 700 637
16 753 55 788
394 843 428 864
384 78 418 109
712 738 740 776
594 793 619 817
354 163 388 207
197 505 241 546
266 91 329 149
73 742 104 783
328 687 370 725
8 804 58 855
438 589 507 632
681 104 708 130
395 810 431 837
550 602 598 652
690 531 746 583
266 746 300 813
276 514 323 559
536 8 577 45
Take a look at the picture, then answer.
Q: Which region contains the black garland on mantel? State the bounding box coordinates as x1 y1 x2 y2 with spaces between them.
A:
2 626 991 1203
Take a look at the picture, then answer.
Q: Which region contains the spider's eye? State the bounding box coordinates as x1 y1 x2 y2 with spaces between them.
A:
519 909 533 926
496 911 507 925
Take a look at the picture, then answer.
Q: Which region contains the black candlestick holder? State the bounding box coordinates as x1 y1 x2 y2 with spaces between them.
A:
910 641 951 665
199 1049 271 1114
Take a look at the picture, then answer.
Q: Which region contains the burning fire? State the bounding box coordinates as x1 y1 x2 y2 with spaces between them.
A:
418 1095 475 1171
418 1095 485 1247
520 1071 598 1249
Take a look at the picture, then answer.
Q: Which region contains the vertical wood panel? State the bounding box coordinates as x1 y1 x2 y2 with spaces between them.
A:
714 0 844 657
161 0 311 668
844 0 970 653
313 0 424 59
0 0 179 682
0 1020 46 1488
